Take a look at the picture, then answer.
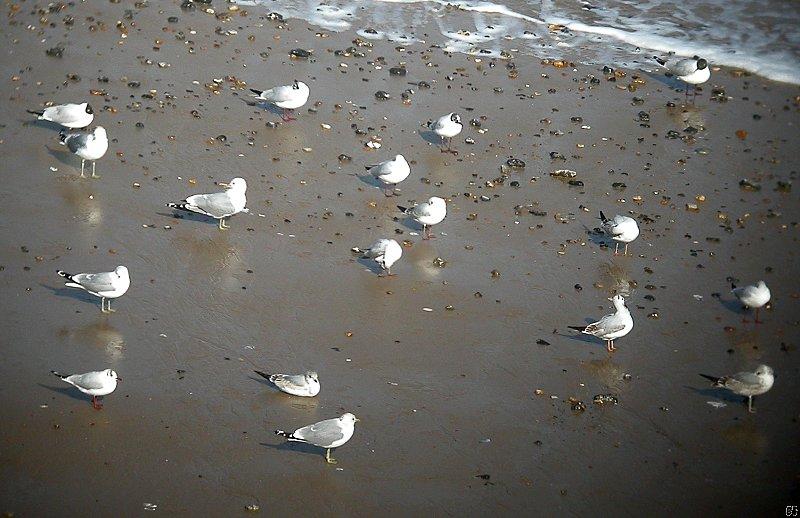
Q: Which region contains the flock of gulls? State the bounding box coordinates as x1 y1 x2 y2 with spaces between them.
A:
29 51 775 464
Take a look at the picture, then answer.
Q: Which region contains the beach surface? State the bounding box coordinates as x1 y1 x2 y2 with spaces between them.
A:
1 1 799 515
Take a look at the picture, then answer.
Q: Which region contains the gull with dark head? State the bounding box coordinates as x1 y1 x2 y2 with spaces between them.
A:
428 112 462 154
654 55 710 100
250 79 310 121
28 102 94 128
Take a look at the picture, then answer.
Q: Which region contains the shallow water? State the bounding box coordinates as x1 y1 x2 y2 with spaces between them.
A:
241 0 800 83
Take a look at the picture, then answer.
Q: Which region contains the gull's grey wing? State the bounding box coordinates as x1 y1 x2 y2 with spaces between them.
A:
47 105 84 124
65 133 90 153
68 371 105 390
725 371 761 390
585 315 625 337
668 58 698 76
294 418 345 447
262 84 295 103
272 374 308 391
72 271 117 293
411 204 433 219
185 192 236 218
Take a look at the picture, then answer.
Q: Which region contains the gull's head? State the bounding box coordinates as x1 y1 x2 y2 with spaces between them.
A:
292 79 300 89
84 103 94 115
115 265 129 278
106 369 121 381
609 294 626 307
341 413 359 423
223 177 247 193
450 113 461 124
306 371 319 383
696 58 708 70
755 365 773 378
295 81 310 93
757 280 768 289
428 196 446 207
94 126 107 139
395 154 406 163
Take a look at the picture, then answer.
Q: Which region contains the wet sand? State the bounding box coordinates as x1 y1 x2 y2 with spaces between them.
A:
1 2 799 515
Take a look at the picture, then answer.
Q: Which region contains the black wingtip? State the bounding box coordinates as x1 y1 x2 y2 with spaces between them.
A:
59 130 67 143
730 282 737 290
653 56 667 66
567 325 587 332
250 88 263 96
274 429 291 438
56 270 72 280
51 370 67 379
27 109 44 116
253 370 270 380
599 210 607 222
699 373 720 383
397 205 407 213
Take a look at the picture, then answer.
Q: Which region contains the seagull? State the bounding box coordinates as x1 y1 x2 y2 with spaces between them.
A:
275 413 359 464
250 80 310 121
27 102 94 128
253 370 320 397
654 55 710 99
428 113 462 154
353 239 403 276
599 211 640 256
51 368 121 409
397 197 447 239
59 126 108 178
700 365 774 413
569 295 634 352
57 265 130 313
366 154 410 196
731 280 771 323
166 177 248 230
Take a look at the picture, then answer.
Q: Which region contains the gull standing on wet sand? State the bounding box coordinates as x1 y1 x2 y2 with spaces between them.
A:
366 154 410 196
254 370 320 397
700 365 774 413
654 55 710 99
600 211 639 256
56 265 130 313
28 102 94 128
275 413 359 464
51 369 121 410
569 295 634 352
731 280 771 323
398 197 447 239
250 80 310 121
429 113 462 154
166 177 248 230
353 238 403 276
59 126 108 178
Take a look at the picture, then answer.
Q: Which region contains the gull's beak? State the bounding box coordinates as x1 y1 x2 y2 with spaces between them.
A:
116 377 123 382
217 182 229 188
